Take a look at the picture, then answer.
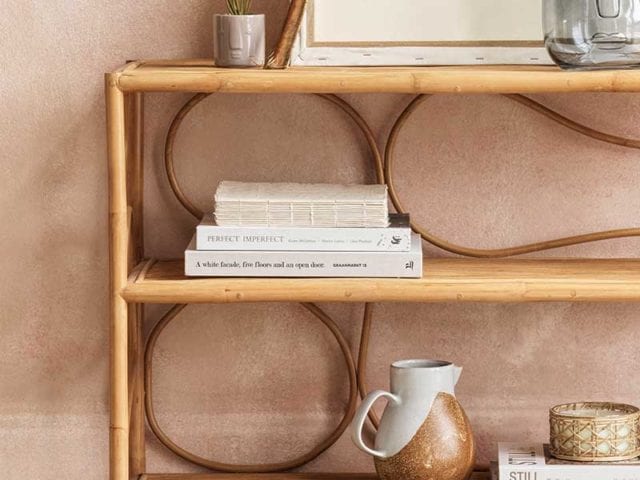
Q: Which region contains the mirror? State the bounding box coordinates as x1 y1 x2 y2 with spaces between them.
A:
291 0 551 65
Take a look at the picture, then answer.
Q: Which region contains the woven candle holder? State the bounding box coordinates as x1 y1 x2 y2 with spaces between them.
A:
550 402 640 462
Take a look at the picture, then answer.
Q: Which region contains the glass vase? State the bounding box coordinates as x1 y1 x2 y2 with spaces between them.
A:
543 0 640 69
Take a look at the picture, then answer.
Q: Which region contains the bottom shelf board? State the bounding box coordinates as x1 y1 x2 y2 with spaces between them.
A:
140 476 378 480
140 474 489 480
122 258 640 304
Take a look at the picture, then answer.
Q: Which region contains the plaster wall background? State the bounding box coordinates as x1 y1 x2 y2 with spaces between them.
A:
2 1 640 478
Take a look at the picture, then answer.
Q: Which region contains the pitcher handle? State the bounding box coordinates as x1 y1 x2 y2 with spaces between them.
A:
351 390 401 459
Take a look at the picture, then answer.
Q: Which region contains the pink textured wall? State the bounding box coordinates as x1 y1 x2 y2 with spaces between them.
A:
2 1 640 478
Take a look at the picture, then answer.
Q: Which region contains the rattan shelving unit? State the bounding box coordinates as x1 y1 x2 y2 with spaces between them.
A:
106 60 640 480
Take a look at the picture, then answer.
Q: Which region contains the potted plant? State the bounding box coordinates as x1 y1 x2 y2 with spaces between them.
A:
214 0 265 67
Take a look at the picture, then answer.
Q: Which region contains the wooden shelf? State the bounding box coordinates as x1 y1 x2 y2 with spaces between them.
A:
139 474 489 480
113 60 640 94
139 476 381 480
122 258 640 304
106 59 640 480
138 476 392 480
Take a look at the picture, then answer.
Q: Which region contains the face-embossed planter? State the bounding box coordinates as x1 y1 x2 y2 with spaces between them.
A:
213 14 265 68
351 360 475 480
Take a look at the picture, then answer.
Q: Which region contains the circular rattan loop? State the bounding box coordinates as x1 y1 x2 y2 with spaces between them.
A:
160 92 384 469
144 303 358 473
158 93 384 470
384 94 640 258
164 93 210 219
164 93 385 221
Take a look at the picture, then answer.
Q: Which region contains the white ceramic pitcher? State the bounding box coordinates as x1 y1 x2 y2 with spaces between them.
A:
352 360 475 480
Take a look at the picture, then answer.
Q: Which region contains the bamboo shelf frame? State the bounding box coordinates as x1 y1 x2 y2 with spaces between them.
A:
139 476 390 480
106 60 640 480
139 474 490 480
115 60 640 94
125 258 640 304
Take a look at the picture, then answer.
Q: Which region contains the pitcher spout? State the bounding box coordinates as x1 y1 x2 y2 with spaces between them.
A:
453 365 463 386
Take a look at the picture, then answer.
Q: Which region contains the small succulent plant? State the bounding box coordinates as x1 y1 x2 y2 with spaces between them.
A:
227 0 252 15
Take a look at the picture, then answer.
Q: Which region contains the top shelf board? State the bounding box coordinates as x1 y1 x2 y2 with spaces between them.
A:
113 59 640 94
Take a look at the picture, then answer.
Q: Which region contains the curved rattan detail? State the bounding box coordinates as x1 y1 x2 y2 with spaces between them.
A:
384 94 640 258
157 93 384 471
164 93 385 221
164 93 210 220
144 303 358 472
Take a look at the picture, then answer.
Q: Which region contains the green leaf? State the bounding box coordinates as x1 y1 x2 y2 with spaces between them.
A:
226 0 252 15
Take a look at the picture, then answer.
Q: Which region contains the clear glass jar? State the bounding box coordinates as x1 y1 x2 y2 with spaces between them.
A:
543 0 640 69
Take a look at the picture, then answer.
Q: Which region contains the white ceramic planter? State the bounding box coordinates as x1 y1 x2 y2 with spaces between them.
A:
213 14 265 68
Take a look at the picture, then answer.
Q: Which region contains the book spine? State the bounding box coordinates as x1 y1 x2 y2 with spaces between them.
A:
185 247 422 278
196 226 412 252
500 467 640 480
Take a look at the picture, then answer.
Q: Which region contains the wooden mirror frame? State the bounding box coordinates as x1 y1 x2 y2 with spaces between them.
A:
265 0 307 69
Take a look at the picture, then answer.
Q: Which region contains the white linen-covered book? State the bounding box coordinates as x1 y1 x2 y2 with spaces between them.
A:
213 181 390 228
185 234 423 278
196 213 411 252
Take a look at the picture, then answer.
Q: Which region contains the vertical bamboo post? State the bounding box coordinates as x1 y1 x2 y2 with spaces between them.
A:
126 91 144 262
106 73 129 480
125 91 146 476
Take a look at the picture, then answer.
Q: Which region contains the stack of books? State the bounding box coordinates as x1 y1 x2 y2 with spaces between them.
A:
492 443 640 480
184 182 423 278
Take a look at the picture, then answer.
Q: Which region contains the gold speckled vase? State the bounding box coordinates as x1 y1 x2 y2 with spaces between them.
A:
352 360 475 480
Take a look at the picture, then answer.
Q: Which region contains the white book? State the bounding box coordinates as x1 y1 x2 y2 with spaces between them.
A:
196 214 412 252
214 181 388 204
213 181 390 228
498 443 640 480
185 234 423 278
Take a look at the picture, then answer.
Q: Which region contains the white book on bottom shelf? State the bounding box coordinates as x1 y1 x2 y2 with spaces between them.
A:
498 443 640 480
185 233 423 278
196 213 412 252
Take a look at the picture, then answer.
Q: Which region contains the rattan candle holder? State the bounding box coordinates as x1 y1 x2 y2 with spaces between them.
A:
550 402 640 462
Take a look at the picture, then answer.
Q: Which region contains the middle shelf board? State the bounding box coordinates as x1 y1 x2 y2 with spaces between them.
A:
122 258 640 304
